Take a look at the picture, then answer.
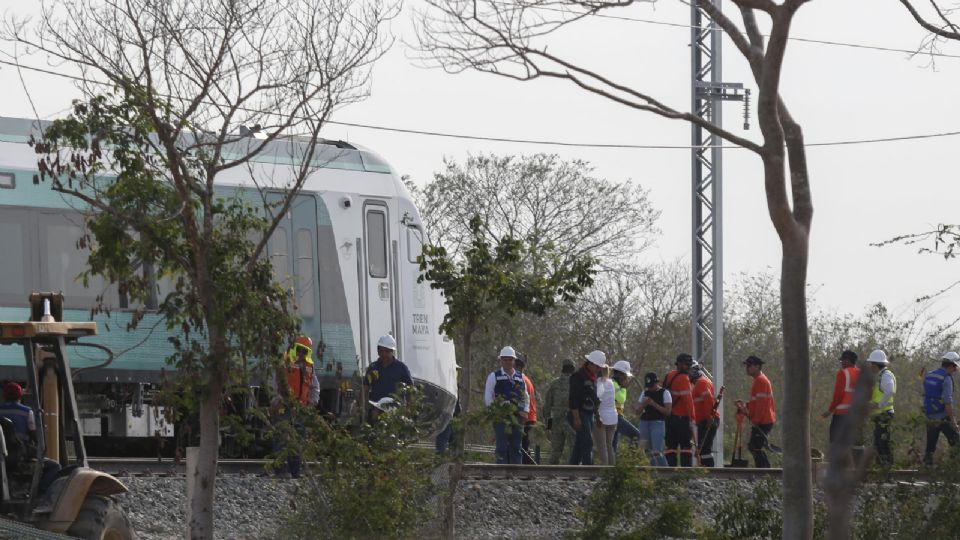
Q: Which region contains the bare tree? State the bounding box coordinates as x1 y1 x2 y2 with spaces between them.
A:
414 153 660 275
416 0 816 536
3 1 397 538
900 0 960 50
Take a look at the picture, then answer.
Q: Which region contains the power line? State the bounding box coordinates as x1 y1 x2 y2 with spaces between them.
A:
2 58 959 150
522 3 960 60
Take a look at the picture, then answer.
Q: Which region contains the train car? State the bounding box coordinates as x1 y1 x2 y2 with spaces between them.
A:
0 116 457 455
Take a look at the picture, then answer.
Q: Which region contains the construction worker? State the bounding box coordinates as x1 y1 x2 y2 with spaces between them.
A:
0 381 36 446
273 336 320 478
279 336 321 407
866 349 896 467
515 355 538 464
364 334 413 422
820 350 861 461
483 346 529 464
0 382 60 490
544 359 576 464
735 355 775 468
663 353 697 467
610 360 640 451
690 362 720 467
569 350 605 465
922 351 960 465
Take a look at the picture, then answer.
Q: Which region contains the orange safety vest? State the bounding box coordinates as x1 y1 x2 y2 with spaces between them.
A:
748 372 776 425
693 376 719 422
665 369 695 419
284 363 314 405
523 374 537 423
830 366 861 415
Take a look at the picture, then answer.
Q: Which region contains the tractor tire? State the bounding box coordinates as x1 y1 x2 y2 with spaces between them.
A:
66 495 135 540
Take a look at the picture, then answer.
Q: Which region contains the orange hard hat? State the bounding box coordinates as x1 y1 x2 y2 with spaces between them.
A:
294 336 313 350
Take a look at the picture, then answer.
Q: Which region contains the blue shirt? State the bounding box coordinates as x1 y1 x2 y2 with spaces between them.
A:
365 357 413 402
0 402 34 443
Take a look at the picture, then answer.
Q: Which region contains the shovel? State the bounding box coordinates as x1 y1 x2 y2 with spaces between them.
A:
728 412 750 467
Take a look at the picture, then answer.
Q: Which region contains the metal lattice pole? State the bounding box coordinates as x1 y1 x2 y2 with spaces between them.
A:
691 0 744 467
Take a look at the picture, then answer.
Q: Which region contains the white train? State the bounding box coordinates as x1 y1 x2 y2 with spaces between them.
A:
0 116 457 454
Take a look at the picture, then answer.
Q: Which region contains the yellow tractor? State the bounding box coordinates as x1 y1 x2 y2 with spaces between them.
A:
0 293 132 539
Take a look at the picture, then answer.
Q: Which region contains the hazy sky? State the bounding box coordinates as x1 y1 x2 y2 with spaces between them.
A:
1 0 958 328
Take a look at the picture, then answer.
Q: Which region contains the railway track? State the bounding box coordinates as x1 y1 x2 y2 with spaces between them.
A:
87 457 932 486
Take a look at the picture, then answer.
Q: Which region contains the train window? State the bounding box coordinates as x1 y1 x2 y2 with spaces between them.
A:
406 226 424 264
296 228 315 317
41 216 111 308
269 227 291 288
0 172 14 189
0 211 30 304
366 210 387 278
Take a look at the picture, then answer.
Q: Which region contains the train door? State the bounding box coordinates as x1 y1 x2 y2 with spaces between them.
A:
266 193 320 343
361 202 395 365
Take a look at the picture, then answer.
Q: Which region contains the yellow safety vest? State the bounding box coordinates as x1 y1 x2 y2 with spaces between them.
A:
871 369 896 414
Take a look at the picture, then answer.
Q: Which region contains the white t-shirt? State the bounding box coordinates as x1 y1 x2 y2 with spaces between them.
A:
596 377 619 425
638 389 673 404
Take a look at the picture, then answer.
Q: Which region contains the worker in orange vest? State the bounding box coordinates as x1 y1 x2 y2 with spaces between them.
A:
272 335 320 478
280 336 320 406
690 363 720 467
820 350 861 461
516 354 539 464
664 353 697 467
735 355 776 468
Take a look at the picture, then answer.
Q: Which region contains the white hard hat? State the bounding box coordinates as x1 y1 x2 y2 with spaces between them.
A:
942 351 960 366
369 397 396 411
499 346 517 359
377 334 397 351
584 350 607 367
867 349 889 365
611 360 633 377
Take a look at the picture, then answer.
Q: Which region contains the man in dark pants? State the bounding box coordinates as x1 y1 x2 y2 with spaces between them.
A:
663 353 696 467
866 349 896 467
923 351 960 465
569 350 605 465
516 355 538 464
483 346 529 464
736 356 776 468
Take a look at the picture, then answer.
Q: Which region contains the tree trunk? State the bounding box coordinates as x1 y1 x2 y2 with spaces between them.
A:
780 231 813 540
188 368 224 539
460 326 474 412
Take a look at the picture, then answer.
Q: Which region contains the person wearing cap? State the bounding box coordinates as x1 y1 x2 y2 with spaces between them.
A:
866 349 896 467
364 334 413 423
610 360 641 452
484 346 530 464
690 362 720 467
820 350 861 455
568 350 605 465
0 382 36 446
922 351 960 465
663 353 698 467
544 359 577 465
637 372 672 466
515 354 539 464
735 355 776 468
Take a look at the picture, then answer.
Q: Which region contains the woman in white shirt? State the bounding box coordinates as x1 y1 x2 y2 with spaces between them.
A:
595 365 620 465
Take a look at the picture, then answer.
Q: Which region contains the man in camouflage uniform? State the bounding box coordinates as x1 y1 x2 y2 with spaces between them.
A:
544 359 577 464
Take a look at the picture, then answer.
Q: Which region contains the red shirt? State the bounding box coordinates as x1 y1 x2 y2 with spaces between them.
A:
827 367 860 415
523 374 537 423
665 369 695 419
748 373 776 425
693 377 719 422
